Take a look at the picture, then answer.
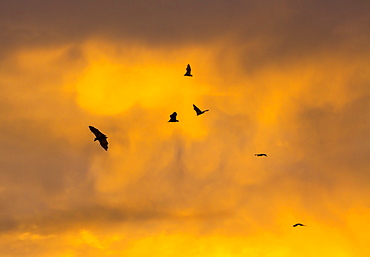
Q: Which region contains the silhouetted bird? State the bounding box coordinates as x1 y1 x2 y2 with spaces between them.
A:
89 126 108 151
168 112 179 122
255 154 267 157
193 104 209 116
184 64 192 77
293 223 306 227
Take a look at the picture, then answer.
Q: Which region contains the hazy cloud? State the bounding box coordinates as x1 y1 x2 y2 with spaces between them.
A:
0 0 369 256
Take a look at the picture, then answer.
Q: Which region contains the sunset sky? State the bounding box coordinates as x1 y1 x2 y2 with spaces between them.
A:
0 1 369 256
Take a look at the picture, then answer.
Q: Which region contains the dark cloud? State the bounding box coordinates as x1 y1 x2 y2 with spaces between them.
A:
0 201 231 235
0 0 368 57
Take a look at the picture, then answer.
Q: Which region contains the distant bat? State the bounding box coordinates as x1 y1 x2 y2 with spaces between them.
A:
193 104 209 116
89 126 108 151
168 112 179 122
293 223 306 227
255 154 267 157
184 64 192 77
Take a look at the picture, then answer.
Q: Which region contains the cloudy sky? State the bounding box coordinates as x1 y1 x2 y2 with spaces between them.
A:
0 1 369 256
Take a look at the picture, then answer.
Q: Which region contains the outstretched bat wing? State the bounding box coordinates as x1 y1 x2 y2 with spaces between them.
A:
89 126 106 138
193 104 202 115
98 137 108 151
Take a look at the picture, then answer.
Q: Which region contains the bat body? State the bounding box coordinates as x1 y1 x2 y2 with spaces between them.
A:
193 104 209 116
255 154 267 157
184 64 193 77
293 223 306 227
168 112 179 122
89 126 108 151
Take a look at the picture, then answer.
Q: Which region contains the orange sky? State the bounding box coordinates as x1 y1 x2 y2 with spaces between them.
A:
0 1 369 256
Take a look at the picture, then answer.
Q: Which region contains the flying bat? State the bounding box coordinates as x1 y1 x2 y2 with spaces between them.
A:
89 126 108 151
255 154 267 157
293 223 306 227
168 112 179 122
184 64 192 77
193 104 209 116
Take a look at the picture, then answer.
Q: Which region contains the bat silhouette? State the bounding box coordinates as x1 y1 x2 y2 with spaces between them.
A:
168 112 179 122
184 64 192 77
293 223 306 227
255 154 267 157
89 126 108 151
193 104 209 116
